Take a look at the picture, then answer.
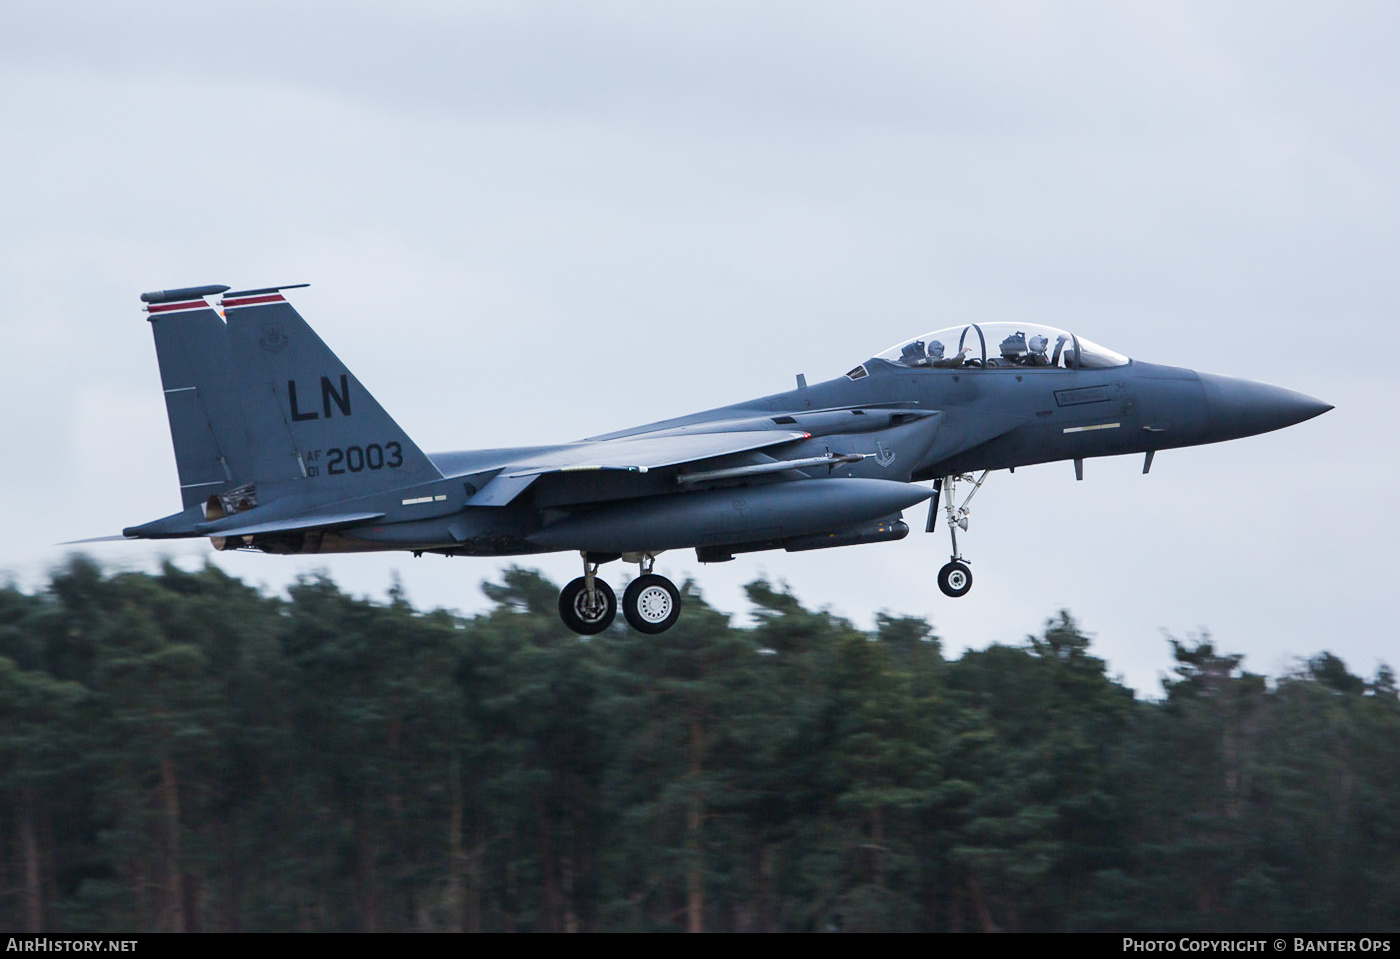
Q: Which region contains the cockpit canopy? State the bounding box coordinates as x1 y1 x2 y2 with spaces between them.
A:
864 322 1129 374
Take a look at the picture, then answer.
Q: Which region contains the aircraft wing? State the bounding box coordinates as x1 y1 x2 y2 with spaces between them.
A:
505 429 810 475
468 429 810 506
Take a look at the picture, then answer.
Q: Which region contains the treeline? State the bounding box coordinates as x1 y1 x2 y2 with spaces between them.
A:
0 558 1396 933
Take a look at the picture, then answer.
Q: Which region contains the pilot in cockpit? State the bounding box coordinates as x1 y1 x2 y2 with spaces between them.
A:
1026 334 1050 366
929 340 969 369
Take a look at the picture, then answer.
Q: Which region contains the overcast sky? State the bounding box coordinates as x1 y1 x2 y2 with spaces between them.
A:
1 1 1393 694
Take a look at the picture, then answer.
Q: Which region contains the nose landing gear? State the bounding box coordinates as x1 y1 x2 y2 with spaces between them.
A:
558 552 682 635
937 560 972 598
934 471 988 598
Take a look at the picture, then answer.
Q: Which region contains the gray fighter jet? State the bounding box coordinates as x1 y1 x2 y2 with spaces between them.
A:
109 283 1330 634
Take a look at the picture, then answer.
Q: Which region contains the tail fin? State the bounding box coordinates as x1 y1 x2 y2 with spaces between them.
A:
219 286 443 497
143 285 246 509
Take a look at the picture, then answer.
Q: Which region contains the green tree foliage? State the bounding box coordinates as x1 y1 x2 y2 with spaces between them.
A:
0 559 1394 932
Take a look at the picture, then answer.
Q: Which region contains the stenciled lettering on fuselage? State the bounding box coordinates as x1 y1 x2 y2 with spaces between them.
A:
324 442 403 475
296 442 405 478
288 375 353 421
1054 386 1112 407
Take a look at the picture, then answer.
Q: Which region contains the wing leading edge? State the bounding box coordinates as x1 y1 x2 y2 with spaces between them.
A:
466 429 810 506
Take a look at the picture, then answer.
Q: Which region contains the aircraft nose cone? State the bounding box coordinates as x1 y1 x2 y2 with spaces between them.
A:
1198 372 1332 442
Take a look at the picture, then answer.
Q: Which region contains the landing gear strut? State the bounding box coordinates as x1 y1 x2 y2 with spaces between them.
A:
559 555 617 635
935 471 989 598
557 552 681 635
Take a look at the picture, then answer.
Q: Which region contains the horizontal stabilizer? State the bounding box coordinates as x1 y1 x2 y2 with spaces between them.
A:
58 534 139 545
192 511 385 538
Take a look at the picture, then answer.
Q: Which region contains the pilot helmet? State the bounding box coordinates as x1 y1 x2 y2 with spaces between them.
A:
929 340 946 358
1028 334 1049 354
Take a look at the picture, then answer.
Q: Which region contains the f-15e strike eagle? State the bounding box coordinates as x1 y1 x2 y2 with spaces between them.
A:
104 283 1330 635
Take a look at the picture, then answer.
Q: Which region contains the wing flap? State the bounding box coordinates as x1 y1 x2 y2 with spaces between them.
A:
467 473 541 507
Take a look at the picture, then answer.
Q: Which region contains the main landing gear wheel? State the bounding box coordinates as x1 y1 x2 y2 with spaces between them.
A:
559 577 616 635
623 574 682 634
937 561 973 598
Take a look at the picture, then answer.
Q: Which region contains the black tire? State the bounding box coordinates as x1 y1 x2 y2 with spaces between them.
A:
622 574 682 634
558 577 616 635
937 561 973 598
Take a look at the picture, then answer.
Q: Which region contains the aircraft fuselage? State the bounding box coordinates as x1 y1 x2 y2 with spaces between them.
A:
114 286 1330 631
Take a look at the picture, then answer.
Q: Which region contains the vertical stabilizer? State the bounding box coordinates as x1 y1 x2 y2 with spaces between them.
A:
142 285 245 509
221 287 443 497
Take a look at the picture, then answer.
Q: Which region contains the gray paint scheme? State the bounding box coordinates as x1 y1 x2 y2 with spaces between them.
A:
122 287 1331 573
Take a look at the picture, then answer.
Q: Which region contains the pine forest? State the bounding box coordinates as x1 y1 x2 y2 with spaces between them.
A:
0 557 1395 933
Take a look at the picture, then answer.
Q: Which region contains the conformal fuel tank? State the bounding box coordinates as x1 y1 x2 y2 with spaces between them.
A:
527 477 934 553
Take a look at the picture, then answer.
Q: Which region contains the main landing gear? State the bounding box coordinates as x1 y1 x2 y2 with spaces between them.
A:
558 552 681 636
558 560 616 635
934 471 989 598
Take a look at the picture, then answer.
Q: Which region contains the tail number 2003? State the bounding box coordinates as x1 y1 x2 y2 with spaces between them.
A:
326 442 404 475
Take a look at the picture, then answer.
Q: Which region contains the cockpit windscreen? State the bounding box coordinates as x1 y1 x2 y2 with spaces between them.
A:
867 322 1129 373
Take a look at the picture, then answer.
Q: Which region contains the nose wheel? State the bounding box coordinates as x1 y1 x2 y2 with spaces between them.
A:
933 471 988 598
937 561 973 598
